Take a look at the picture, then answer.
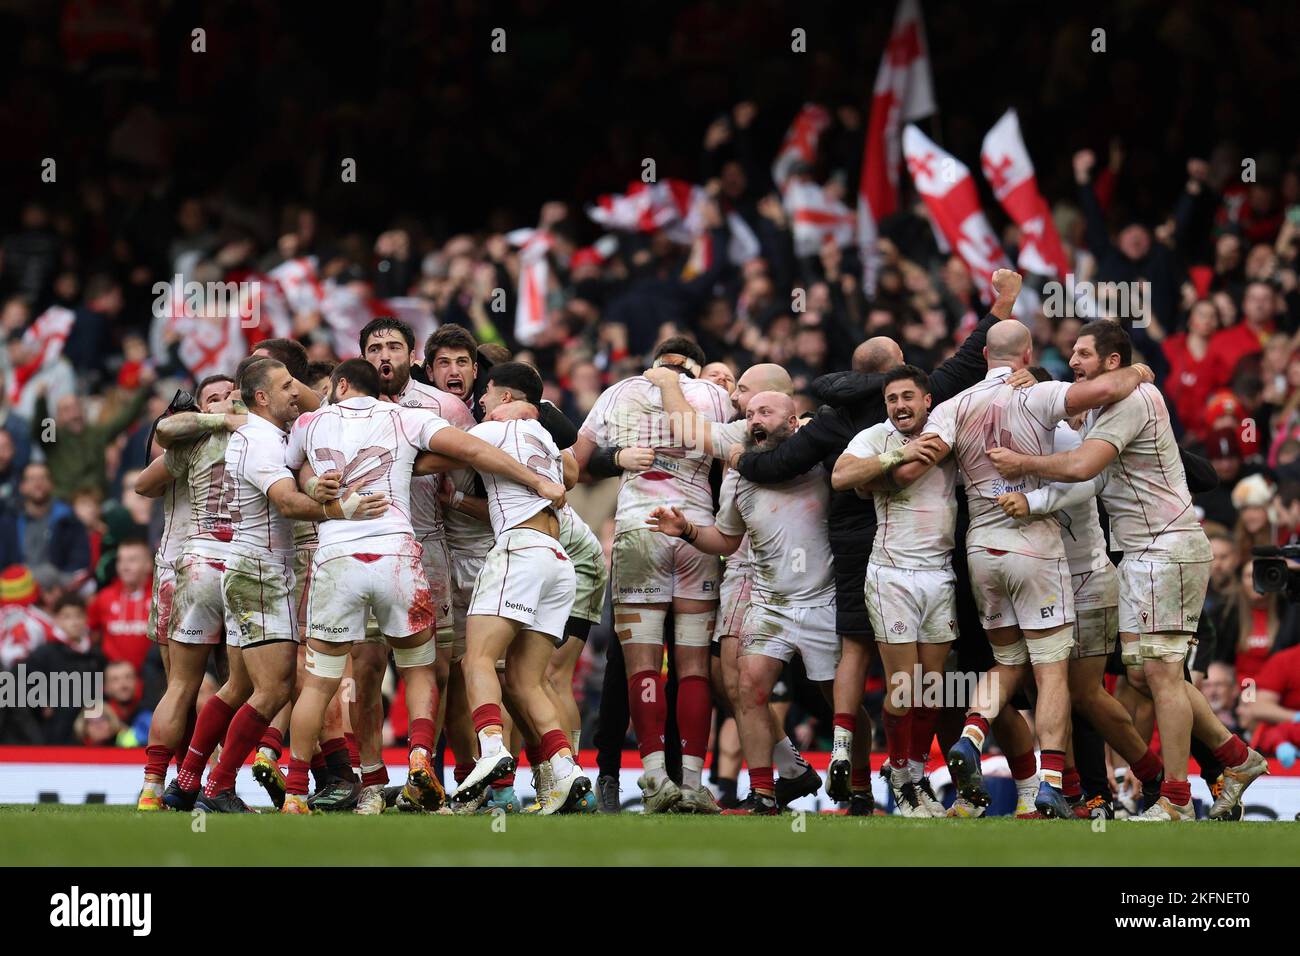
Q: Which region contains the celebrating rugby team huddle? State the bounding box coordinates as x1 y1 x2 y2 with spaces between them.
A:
130 267 1269 820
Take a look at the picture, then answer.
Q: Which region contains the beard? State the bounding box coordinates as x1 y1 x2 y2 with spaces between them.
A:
378 361 410 396
745 421 793 453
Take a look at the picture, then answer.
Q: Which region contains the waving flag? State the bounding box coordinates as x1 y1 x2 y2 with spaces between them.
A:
772 104 832 190
784 180 857 258
980 110 1069 278
507 228 554 347
902 125 1012 304
858 0 935 292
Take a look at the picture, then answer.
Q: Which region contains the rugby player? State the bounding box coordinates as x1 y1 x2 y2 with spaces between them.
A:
648 360 824 809
132 375 235 809
833 365 954 817
988 320 1269 820
898 320 1153 817
573 337 731 813
449 362 589 814
647 391 837 815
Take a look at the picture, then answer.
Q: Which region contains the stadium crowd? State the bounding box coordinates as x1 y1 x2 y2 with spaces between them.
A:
0 4 1298 817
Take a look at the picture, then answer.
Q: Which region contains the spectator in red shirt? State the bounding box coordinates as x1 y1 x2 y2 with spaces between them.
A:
1210 280 1278 383
1164 298 1227 441
0 564 60 668
86 538 152 673
1241 644 1300 760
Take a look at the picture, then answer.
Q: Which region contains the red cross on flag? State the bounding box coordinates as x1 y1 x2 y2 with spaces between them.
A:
980 109 1070 278
858 0 935 293
506 227 555 347
902 124 1012 304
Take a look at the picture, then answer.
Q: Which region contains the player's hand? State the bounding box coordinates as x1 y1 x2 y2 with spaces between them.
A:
643 365 678 390
901 438 938 466
987 446 1027 479
998 492 1030 519
617 447 656 473
1006 367 1037 389
328 492 390 521
1131 363 1155 384
991 269 1022 300
645 505 687 537
308 470 342 503
726 443 745 470
486 401 539 423
537 480 567 511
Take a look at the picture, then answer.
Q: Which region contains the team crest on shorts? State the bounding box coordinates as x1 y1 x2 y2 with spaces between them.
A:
891 621 906 634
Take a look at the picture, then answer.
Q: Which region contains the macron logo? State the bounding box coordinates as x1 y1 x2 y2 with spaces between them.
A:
50 886 151 936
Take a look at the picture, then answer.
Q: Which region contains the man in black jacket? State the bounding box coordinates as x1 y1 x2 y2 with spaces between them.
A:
728 270 1030 804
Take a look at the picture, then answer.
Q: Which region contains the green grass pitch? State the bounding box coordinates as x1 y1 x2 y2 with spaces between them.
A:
3 805 1298 866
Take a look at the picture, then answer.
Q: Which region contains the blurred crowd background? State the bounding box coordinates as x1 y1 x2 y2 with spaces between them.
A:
1 1 1299 761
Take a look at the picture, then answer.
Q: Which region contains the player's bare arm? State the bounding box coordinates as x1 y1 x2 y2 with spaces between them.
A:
134 454 175 498
412 450 463 476
266 476 390 522
831 438 938 493
155 409 246 448
428 427 567 509
562 449 578 489
987 437 1117 483
989 268 1022 320
889 434 951 489
1061 363 1154 417
644 364 711 451
438 478 491 523
645 505 744 557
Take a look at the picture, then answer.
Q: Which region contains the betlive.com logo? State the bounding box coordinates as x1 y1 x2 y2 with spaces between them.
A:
50 886 151 936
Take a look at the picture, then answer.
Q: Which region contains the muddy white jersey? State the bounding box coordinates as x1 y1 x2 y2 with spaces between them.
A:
468 419 562 536
225 414 296 558
1024 423 1112 576
392 377 476 543
167 432 233 561
706 418 750 461
714 464 835 607
156 451 195 567
580 372 731 534
845 421 956 570
925 366 1070 559
286 396 449 549
1082 384 1212 563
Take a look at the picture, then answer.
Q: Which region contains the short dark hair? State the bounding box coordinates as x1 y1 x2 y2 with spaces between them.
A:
117 536 151 553
331 358 380 397
1026 366 1054 384
653 335 706 369
882 364 931 393
359 317 415 355
53 594 86 614
478 342 512 368
306 360 336 384
239 357 284 407
195 374 235 403
487 361 543 406
253 338 309 382
1077 320 1131 367
424 325 478 366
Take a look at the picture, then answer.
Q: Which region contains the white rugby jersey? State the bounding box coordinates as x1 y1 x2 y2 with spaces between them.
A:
706 418 749 461
714 464 835 607
925 366 1070 559
1024 423 1112 576
225 414 297 558
580 372 731 534
285 397 449 548
393 377 476 543
156 452 194 567
845 420 956 570
467 418 563 536
1082 383 1212 563
167 432 232 561
558 502 598 556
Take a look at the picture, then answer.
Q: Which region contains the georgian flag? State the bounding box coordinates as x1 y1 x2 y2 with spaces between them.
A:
783 180 857 258
980 109 1070 278
902 125 1012 304
268 256 326 316
771 104 832 190
858 0 935 293
507 228 554 347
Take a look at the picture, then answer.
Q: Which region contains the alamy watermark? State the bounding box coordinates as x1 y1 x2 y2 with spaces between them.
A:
152 274 262 328
1042 273 1151 327
887 665 998 710
0 665 104 716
